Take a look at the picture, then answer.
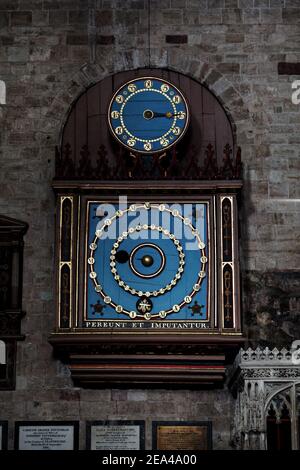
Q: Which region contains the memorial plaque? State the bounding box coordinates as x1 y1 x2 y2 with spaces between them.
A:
153 421 212 450
86 420 145 450
0 421 8 450
15 421 79 450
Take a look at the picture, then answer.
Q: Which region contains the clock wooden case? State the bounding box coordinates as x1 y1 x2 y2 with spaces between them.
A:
50 69 244 387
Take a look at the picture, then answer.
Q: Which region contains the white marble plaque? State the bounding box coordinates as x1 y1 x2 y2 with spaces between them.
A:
90 425 140 450
18 425 75 450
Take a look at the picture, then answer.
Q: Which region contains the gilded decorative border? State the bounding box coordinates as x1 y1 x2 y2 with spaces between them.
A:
58 196 73 329
220 196 235 329
83 199 212 326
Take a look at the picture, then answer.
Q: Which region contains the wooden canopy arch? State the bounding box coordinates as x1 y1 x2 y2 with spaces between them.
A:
55 68 240 181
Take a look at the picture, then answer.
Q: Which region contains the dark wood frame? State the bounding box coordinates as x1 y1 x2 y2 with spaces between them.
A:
50 181 243 387
0 421 8 450
57 68 238 182
86 420 145 450
50 68 244 387
152 420 212 450
14 421 79 451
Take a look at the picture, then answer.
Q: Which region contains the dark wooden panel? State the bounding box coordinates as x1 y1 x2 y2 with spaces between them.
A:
99 75 114 115
75 92 87 167
88 114 102 160
215 100 233 162
87 82 101 117
62 69 234 172
202 87 216 115
62 107 75 155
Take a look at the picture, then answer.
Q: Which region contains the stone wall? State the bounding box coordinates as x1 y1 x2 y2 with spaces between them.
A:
0 0 299 450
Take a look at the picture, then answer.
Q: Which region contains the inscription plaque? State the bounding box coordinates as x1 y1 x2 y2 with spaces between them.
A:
15 421 79 450
86 420 145 450
153 421 212 450
0 421 8 450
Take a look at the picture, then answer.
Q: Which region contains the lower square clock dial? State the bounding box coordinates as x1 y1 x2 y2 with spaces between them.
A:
86 202 208 322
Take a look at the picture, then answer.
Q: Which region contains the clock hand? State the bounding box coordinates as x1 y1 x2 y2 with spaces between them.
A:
151 112 169 118
143 110 184 119
152 112 182 118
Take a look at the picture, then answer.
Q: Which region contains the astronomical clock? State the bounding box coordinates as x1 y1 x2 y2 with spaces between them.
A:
50 70 243 386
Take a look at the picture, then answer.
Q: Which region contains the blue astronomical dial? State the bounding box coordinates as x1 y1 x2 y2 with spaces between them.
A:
108 78 190 154
86 202 209 323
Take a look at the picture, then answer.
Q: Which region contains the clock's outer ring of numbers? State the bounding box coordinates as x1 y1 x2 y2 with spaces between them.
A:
108 77 190 154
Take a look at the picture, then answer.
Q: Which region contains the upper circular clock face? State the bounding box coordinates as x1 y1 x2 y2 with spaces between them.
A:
108 77 190 154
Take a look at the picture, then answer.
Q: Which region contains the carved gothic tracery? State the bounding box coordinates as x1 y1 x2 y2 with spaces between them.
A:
230 347 300 450
55 143 242 181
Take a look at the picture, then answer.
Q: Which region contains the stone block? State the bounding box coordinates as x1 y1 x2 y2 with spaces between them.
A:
32 10 49 26
270 0 284 5
199 9 222 22
239 0 254 7
66 34 89 45
115 9 140 25
59 390 80 401
7 46 30 62
0 12 9 27
95 9 113 26
171 0 186 7
209 0 225 7
130 0 146 8
283 8 300 24
142 0 170 7
225 0 238 6
261 8 282 23
289 182 300 198
0 35 14 45
70 45 89 62
11 11 32 26
43 0 84 8
111 389 128 401
222 8 242 23
285 0 300 6
68 10 89 24
29 46 51 62
269 182 289 198
182 8 200 24
217 62 240 73
268 170 287 185
0 1 18 9
81 389 112 402
97 35 115 44
225 32 244 42
18 0 43 8
254 0 268 5
49 10 68 25
162 9 183 24
242 7 259 22
127 391 148 401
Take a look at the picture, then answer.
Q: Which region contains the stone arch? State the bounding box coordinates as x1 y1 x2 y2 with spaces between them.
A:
265 382 300 412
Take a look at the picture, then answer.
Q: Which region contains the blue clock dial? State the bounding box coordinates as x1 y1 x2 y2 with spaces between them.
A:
108 78 189 153
86 202 209 323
